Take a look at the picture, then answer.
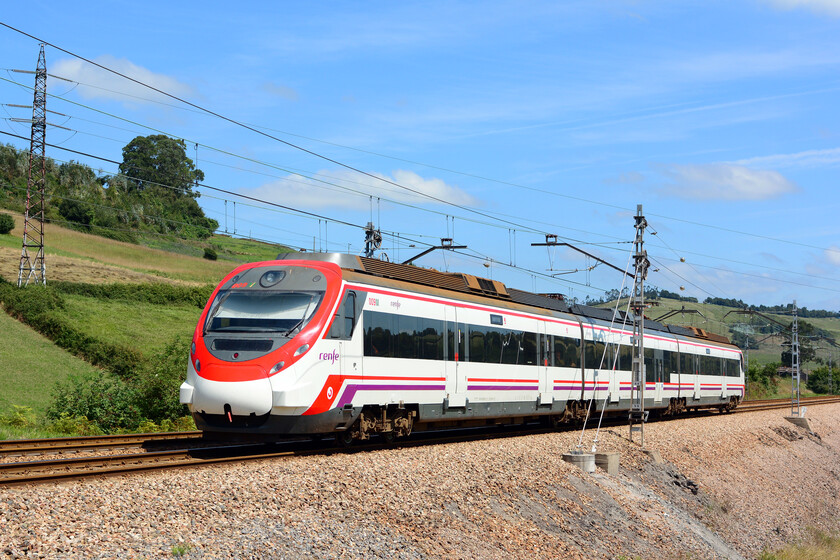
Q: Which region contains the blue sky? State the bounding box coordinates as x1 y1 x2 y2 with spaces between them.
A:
1 1 840 312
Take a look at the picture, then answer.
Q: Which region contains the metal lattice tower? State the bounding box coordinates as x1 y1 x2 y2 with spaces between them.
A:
18 44 47 287
629 205 650 446
791 300 801 416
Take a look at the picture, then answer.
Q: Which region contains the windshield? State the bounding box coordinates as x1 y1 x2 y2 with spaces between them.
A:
204 290 324 334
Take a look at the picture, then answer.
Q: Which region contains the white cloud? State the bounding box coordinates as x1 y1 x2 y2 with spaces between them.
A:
659 163 798 200
765 0 840 17
826 245 840 266
243 169 476 210
735 147 840 169
51 56 193 105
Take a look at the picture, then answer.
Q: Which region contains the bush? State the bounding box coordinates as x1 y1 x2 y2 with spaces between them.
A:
203 247 218 260
45 335 194 433
808 366 840 394
0 282 65 316
47 371 142 432
133 336 191 422
50 281 214 308
0 212 14 234
747 360 780 390
0 405 36 428
47 414 105 436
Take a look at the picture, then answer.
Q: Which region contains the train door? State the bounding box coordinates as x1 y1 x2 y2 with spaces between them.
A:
445 307 467 407
539 327 552 406
654 349 664 403
692 354 701 400
339 340 359 381
720 355 727 399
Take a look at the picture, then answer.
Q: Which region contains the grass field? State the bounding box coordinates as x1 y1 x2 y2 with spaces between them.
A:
60 294 202 357
0 308 102 415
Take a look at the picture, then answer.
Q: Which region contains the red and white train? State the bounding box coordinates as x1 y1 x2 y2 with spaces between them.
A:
180 253 744 442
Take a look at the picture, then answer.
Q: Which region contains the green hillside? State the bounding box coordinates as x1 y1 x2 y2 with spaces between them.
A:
0 213 294 437
0 309 102 415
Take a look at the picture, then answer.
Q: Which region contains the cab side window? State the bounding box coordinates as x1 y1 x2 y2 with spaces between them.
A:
343 292 357 338
328 291 359 340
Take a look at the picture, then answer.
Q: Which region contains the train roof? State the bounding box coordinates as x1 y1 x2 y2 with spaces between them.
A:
276 252 733 346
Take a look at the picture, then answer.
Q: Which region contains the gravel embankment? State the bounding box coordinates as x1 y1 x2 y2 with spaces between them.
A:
2 404 839 559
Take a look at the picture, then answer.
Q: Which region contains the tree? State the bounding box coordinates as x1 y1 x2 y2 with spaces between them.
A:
116 135 217 239
119 135 204 197
780 320 835 366
807 366 839 394
0 212 14 234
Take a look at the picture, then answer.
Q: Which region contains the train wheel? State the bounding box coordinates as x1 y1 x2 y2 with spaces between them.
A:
337 428 354 447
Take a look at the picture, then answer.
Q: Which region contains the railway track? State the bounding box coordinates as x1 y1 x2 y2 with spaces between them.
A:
736 395 840 413
0 440 310 487
0 431 202 457
2 396 837 486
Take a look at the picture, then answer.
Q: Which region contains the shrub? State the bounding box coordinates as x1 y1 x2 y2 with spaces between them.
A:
0 212 14 234
47 414 105 436
47 371 142 432
808 366 840 394
133 336 191 422
0 282 65 317
44 336 194 433
50 281 214 308
203 247 218 260
0 405 36 427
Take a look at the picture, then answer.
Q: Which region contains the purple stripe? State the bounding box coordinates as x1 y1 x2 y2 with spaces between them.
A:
337 384 446 407
468 385 539 391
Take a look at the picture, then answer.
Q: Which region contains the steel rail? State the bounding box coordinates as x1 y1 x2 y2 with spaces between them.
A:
0 431 202 457
735 396 840 413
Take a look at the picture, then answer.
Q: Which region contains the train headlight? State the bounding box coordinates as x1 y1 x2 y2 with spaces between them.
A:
191 342 196 356
294 343 310 357
269 361 285 375
259 270 286 288
194 359 201 372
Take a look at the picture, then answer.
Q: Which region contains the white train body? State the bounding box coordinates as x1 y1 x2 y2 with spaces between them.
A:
181 253 744 439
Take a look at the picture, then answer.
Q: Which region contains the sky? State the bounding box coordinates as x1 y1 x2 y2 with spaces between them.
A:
1 1 839 312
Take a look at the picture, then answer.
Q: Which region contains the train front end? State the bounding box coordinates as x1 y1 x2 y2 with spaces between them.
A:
180 259 343 436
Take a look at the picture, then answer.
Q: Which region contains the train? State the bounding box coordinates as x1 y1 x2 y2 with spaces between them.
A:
180 252 744 443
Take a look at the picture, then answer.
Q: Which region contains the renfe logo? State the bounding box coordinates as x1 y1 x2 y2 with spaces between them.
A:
319 350 339 364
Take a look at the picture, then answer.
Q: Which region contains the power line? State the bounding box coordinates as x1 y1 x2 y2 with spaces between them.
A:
0 22 564 239
1 129 603 295
3 24 838 304
2 74 559 237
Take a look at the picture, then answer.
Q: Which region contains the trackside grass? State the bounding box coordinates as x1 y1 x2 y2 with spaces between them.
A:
0 308 102 415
